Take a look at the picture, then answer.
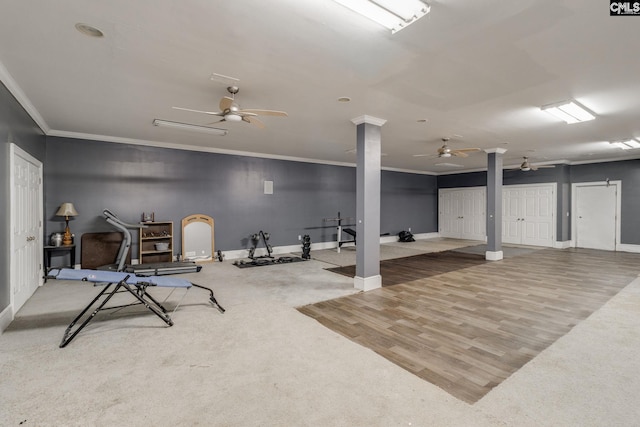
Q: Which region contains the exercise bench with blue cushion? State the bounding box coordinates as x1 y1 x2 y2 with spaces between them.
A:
47 268 225 348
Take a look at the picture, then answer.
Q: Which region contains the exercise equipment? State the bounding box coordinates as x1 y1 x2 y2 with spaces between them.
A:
47 268 224 348
323 212 356 253
101 209 202 276
248 230 273 260
233 230 307 268
301 235 311 259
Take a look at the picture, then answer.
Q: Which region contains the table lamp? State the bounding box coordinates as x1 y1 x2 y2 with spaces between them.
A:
56 202 79 246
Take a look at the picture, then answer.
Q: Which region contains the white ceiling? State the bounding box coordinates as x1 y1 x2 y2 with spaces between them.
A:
1 0 639 174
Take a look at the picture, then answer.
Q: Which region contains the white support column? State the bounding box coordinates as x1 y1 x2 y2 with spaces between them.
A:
351 115 385 291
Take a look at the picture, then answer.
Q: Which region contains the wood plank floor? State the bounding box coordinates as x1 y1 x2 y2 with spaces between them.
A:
326 250 490 286
299 247 640 403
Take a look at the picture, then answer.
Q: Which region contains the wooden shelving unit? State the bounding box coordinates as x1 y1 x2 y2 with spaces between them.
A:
138 221 173 264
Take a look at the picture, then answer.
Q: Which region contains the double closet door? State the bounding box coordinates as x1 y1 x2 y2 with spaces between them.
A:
502 184 555 247
439 184 555 248
438 187 486 241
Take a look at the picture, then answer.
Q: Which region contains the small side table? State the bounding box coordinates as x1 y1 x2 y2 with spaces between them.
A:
44 245 76 281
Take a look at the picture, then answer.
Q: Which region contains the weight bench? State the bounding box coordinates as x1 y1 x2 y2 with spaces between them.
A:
47 268 225 348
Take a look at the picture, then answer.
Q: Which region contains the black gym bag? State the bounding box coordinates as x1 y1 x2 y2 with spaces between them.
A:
398 230 415 242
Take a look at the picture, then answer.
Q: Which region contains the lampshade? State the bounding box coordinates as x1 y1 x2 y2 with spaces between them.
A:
56 203 78 217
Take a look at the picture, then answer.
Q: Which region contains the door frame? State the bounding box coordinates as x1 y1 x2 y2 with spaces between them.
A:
9 143 44 318
571 181 621 251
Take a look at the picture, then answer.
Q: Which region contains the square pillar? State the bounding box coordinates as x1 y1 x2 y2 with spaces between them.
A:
351 115 385 291
484 148 506 261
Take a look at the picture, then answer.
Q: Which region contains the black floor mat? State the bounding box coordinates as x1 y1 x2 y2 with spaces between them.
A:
234 256 308 268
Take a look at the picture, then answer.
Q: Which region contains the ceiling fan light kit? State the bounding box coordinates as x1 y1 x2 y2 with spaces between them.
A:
511 156 556 172
413 137 481 159
152 119 228 136
172 86 287 129
541 100 595 124
224 114 243 122
333 0 430 33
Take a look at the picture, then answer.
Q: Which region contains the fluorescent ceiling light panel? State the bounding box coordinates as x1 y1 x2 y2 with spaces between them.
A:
333 0 430 33
541 101 595 124
610 139 640 150
153 119 228 136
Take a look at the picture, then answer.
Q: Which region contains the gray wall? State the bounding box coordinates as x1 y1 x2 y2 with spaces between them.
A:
570 159 640 245
45 137 439 265
437 160 640 244
0 82 46 313
381 170 438 234
438 164 581 243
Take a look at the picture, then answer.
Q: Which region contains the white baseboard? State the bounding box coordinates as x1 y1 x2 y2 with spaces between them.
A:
0 304 13 333
485 250 503 261
617 243 640 253
554 240 572 249
380 235 398 243
354 275 382 291
219 233 443 261
414 232 440 240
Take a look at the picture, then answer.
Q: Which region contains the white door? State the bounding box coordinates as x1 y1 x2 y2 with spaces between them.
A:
460 188 486 240
501 184 555 247
10 144 43 314
502 188 522 244
439 187 485 240
521 186 554 246
575 184 617 250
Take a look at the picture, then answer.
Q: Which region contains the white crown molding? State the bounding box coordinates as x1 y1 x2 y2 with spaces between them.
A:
351 115 387 126
48 129 362 168
568 155 640 166
484 148 507 154
48 130 441 175
380 166 436 176
0 60 50 134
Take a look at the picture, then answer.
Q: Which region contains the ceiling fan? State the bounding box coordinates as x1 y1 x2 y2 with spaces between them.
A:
413 138 481 158
173 86 288 129
510 156 555 171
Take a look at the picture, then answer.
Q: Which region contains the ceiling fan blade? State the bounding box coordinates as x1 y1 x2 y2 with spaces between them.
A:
412 154 430 157
452 151 469 158
172 106 224 116
537 165 556 168
239 109 288 117
207 118 226 126
219 96 234 111
454 147 481 153
244 116 266 129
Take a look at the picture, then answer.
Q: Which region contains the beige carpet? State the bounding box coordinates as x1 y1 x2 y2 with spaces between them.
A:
2 238 640 426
